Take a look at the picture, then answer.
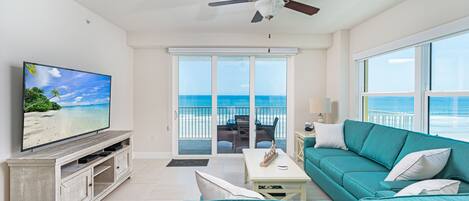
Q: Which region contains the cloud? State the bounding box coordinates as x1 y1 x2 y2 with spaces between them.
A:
35 67 50 87
388 58 414 64
48 68 62 78
60 92 76 99
74 96 83 102
58 85 69 90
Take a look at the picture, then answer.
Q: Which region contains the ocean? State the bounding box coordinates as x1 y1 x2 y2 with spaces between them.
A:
367 96 469 116
179 95 287 107
366 96 469 141
178 95 469 142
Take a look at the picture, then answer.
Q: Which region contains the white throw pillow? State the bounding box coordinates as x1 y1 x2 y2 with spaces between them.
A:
385 148 451 181
395 179 460 197
195 171 265 200
313 122 347 150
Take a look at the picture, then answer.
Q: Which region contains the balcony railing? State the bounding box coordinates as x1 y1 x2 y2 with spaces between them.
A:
366 111 414 130
178 106 287 140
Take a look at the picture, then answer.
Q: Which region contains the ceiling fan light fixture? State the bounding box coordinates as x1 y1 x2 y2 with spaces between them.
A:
255 0 285 20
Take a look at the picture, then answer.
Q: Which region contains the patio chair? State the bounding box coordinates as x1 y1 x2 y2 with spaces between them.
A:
217 125 236 152
235 120 250 153
255 117 279 147
234 115 249 123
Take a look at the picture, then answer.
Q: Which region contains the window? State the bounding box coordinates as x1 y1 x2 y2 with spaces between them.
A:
359 31 469 142
361 48 416 130
427 33 469 141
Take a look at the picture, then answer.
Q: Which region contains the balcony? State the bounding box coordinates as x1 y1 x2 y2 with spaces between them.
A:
366 110 414 130
178 106 286 154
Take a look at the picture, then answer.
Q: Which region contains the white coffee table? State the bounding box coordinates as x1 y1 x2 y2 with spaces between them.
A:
242 149 310 201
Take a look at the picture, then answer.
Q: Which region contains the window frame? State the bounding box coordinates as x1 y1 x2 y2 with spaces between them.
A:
358 31 469 139
359 48 421 131
425 40 469 136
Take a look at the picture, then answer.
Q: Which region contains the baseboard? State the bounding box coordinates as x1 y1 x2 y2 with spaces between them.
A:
133 152 172 159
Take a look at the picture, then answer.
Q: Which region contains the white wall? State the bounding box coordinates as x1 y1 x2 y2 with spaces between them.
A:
132 47 327 157
0 0 133 200
347 0 469 119
294 50 327 129
133 49 172 157
326 30 350 123
128 32 331 49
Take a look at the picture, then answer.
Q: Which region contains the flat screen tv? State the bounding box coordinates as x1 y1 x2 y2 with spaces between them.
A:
22 62 111 151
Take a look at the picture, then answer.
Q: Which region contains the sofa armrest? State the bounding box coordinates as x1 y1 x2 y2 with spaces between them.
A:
304 137 316 149
379 181 419 192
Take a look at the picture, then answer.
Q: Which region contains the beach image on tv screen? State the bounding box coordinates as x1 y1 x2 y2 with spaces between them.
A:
23 63 111 150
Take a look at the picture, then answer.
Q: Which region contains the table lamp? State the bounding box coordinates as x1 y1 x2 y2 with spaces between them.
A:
309 97 332 123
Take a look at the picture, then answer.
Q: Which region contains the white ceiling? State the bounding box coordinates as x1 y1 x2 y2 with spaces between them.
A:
77 0 405 34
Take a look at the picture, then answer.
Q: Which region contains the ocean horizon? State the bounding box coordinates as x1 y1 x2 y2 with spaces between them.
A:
179 95 286 107
178 95 469 141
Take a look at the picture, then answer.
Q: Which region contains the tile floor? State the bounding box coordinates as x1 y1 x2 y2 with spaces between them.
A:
103 158 331 201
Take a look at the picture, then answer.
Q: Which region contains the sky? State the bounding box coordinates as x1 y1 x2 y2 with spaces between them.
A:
367 32 469 92
178 56 287 96
25 65 111 107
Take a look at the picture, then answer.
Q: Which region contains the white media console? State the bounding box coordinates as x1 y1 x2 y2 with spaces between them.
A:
7 130 133 201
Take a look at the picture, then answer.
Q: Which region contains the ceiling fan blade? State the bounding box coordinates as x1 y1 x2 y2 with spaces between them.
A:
208 0 254 7
284 0 320 15
251 11 263 23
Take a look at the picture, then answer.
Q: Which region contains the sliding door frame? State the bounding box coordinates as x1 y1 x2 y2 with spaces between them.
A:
170 50 297 158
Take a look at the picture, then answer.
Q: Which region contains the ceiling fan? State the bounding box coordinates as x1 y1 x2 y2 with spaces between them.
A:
208 0 320 23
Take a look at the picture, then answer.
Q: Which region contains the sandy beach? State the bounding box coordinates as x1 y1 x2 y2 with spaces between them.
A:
23 104 109 149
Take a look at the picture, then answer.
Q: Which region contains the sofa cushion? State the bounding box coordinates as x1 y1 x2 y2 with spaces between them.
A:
394 179 461 197
459 181 469 193
320 156 388 185
380 181 419 192
375 191 397 198
304 147 358 166
395 132 469 184
360 194 469 201
344 120 375 153
360 125 408 169
343 172 389 199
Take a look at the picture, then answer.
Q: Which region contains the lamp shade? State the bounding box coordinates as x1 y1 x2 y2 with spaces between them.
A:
309 97 332 114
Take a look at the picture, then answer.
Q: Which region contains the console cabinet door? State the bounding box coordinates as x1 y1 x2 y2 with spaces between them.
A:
115 150 130 179
60 169 92 201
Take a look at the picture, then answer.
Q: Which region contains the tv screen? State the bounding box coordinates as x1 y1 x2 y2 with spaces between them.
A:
22 62 111 151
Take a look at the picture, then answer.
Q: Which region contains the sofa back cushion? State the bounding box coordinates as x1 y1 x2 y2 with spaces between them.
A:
395 132 469 183
344 120 375 153
359 125 408 169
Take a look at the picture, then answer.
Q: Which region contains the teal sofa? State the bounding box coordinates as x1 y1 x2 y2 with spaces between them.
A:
304 120 469 201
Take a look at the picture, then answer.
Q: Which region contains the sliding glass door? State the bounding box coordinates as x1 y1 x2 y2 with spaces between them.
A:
178 56 212 155
255 57 287 152
217 57 250 154
175 56 289 156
